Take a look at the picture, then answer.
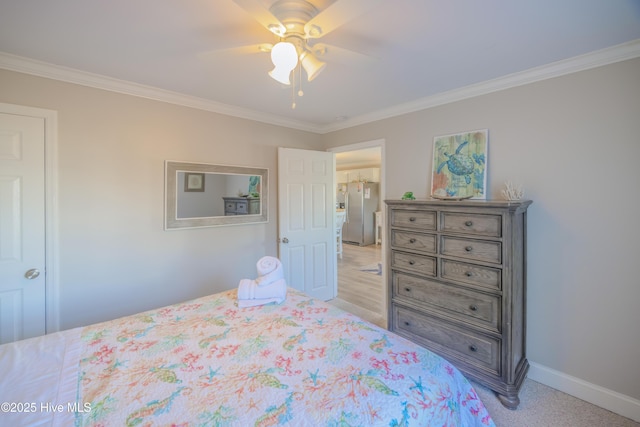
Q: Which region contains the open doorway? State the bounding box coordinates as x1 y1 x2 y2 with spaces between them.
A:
327 140 386 328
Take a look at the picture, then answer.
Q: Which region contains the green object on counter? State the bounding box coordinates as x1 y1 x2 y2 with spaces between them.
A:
401 192 415 200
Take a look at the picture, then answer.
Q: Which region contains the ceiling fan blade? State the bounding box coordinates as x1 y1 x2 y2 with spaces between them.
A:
311 43 377 66
232 0 286 36
198 43 273 60
304 0 383 39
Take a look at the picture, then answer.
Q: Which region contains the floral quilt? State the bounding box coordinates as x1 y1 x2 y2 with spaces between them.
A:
75 289 495 426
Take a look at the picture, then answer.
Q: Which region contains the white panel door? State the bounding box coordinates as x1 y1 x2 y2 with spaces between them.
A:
0 112 46 344
278 147 336 300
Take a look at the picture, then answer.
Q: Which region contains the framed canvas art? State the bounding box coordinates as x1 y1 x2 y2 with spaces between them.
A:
431 129 488 199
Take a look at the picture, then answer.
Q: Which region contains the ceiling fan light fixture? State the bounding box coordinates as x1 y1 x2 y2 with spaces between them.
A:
268 66 292 85
270 41 298 68
269 41 298 85
300 50 326 82
271 42 298 70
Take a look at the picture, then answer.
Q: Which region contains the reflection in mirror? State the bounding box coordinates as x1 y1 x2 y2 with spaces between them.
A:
176 172 261 218
165 161 268 230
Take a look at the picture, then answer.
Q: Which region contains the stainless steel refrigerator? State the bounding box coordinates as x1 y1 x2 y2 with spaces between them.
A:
337 182 379 246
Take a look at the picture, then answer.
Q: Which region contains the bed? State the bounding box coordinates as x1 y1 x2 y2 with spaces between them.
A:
0 288 495 426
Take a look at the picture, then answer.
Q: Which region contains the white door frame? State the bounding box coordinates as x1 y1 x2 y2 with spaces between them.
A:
0 102 59 334
327 138 387 325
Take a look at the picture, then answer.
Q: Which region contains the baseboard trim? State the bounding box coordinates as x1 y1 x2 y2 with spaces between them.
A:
528 362 640 422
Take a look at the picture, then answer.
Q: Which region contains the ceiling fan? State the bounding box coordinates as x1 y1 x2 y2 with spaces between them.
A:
230 0 381 107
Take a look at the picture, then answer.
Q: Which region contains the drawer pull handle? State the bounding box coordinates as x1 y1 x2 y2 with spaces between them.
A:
404 321 410 327
465 271 473 277
409 238 416 243
408 260 415 265
469 345 478 352
465 220 473 227
465 246 473 252
469 305 478 311
409 217 416 222
404 287 412 292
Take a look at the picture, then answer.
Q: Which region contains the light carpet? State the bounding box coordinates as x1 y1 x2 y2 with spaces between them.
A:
473 378 638 426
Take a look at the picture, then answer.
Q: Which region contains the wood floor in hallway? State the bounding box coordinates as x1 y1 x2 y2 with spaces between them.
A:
328 243 386 328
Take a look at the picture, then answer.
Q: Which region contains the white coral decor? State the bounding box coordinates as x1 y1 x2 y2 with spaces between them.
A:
502 181 524 200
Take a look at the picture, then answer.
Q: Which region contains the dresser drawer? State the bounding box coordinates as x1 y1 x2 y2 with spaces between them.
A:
391 230 437 253
235 201 248 213
441 259 501 291
225 201 248 214
441 236 501 264
442 212 502 237
390 209 436 230
393 272 500 332
394 306 501 375
391 251 436 276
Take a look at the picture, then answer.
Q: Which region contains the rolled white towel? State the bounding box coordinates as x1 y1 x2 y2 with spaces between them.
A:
238 297 284 308
237 278 287 302
255 256 284 287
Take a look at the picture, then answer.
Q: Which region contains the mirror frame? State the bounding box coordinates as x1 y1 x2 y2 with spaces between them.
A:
164 160 269 230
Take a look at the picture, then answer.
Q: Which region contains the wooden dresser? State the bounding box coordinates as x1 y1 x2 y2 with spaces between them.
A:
385 199 532 408
222 197 260 215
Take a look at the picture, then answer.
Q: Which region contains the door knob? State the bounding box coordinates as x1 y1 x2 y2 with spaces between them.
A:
24 268 40 280
282 237 289 243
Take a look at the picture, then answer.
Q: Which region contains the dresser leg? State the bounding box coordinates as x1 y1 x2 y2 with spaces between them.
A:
496 392 520 410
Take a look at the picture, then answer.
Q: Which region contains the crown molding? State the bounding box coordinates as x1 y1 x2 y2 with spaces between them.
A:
1 39 639 135
0 52 323 133
322 39 640 133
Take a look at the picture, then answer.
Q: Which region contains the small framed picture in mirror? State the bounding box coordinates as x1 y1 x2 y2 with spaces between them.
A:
184 173 205 192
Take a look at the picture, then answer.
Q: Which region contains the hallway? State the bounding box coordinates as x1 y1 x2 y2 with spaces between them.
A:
328 243 386 328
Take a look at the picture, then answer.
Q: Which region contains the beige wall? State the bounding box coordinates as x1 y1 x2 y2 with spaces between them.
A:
0 69 322 330
1 57 639 415
322 58 640 404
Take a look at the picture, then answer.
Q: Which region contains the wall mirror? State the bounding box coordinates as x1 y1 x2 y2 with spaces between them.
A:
165 161 268 230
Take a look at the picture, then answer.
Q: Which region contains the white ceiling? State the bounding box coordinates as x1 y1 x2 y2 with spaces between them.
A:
1 0 639 134
336 147 381 170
